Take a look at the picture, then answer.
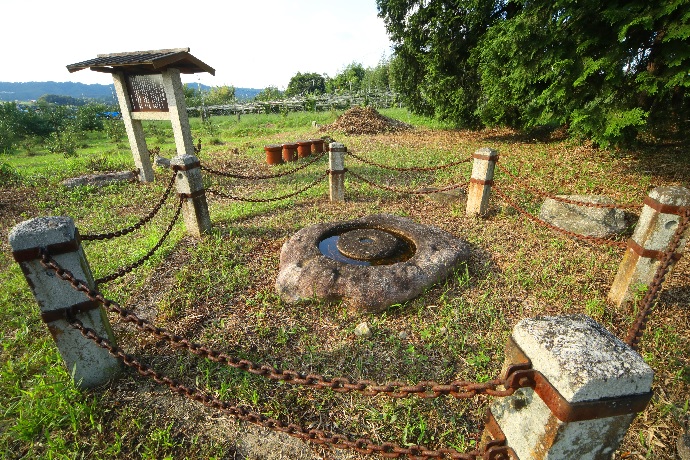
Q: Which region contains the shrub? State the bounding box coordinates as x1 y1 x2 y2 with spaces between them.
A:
47 126 79 157
0 162 22 186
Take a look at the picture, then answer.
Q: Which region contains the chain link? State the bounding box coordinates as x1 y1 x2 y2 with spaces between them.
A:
201 152 326 180
206 172 328 203
81 171 178 241
347 151 473 173
39 250 513 400
492 185 628 249
348 170 468 196
495 163 640 211
68 317 490 459
625 207 690 349
94 198 183 285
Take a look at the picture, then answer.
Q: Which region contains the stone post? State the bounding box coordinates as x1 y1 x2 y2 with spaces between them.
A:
608 186 690 310
112 72 155 182
329 142 346 202
171 154 211 237
466 147 498 216
161 68 197 157
8 217 122 389
491 315 653 459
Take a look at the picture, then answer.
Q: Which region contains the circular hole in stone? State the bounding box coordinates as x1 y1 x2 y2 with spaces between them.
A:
319 227 415 266
665 220 678 230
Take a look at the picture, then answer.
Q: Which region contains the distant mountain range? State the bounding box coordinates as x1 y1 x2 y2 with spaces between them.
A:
0 81 262 103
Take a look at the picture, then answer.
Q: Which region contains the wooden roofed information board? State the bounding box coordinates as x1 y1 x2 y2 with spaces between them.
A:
67 48 215 182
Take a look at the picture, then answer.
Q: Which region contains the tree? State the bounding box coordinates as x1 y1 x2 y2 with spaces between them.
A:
38 94 86 106
327 63 367 93
285 73 326 97
0 102 22 153
183 84 202 107
205 85 236 106
377 0 690 146
362 57 392 92
255 86 284 101
377 0 495 126
75 102 109 131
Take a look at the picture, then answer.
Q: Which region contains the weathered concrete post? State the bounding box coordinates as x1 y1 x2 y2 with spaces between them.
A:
112 72 155 182
9 217 122 389
161 68 197 158
171 154 211 237
329 142 346 202
490 315 653 459
608 186 690 310
466 147 498 216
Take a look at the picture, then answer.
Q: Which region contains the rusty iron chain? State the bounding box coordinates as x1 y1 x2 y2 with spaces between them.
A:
68 317 496 460
39 250 514 401
492 185 628 249
625 207 690 349
495 163 640 211
81 171 178 241
201 152 326 180
94 197 183 285
348 170 469 196
347 151 473 172
206 172 329 203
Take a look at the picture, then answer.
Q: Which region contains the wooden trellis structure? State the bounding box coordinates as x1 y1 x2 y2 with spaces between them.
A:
67 48 215 182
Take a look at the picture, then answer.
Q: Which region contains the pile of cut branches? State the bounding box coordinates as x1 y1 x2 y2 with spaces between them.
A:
320 106 412 135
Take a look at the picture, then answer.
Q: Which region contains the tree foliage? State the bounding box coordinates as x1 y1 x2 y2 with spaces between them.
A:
205 85 236 106
326 63 367 92
38 94 86 106
255 86 284 101
362 56 392 92
377 0 690 146
0 100 118 155
285 73 326 97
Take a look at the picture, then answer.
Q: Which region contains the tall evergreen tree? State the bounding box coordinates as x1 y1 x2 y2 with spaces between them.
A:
377 0 690 146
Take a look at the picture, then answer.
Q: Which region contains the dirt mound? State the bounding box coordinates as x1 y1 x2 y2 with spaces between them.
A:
320 106 412 135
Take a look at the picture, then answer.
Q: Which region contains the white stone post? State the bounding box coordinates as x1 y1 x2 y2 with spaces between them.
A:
112 72 155 182
329 142 346 202
466 147 498 217
491 315 653 459
608 186 690 310
171 154 211 237
161 68 197 157
8 217 122 389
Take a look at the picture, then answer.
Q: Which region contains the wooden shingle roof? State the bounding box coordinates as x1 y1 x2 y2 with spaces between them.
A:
67 48 215 75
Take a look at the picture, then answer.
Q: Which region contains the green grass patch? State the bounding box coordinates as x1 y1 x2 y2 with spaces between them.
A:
1 108 688 459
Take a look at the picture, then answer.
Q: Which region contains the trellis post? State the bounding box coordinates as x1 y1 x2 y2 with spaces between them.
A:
171 154 211 237
329 142 346 202
489 314 653 459
9 217 121 389
466 147 498 216
608 186 690 310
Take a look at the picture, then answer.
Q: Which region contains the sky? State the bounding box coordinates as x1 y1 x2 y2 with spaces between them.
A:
1 0 393 90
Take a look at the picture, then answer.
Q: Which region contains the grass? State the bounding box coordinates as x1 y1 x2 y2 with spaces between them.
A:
1 109 689 459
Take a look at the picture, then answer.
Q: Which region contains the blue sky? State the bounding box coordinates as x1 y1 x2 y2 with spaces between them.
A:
2 0 393 89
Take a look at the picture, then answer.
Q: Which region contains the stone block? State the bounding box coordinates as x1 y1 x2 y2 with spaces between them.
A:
492 315 653 459
539 195 628 238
